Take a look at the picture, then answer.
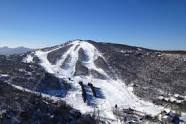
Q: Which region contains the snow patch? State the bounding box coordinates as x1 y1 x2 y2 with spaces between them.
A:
23 54 34 63
158 95 184 103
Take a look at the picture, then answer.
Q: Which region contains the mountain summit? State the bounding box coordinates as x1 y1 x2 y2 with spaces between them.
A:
0 46 32 55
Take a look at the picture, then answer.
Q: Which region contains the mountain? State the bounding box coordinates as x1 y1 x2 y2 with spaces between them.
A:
23 40 186 122
0 46 33 55
1 40 186 123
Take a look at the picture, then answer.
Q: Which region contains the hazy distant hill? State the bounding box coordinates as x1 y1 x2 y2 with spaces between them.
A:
0 46 33 55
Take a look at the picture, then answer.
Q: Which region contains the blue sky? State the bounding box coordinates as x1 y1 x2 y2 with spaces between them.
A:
0 0 186 50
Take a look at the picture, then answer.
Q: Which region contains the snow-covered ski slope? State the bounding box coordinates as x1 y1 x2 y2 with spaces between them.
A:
25 40 165 122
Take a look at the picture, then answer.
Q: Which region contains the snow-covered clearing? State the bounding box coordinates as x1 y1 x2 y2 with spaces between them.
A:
23 54 34 63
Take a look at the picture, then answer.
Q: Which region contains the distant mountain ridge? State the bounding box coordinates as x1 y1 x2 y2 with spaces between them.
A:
0 46 33 55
